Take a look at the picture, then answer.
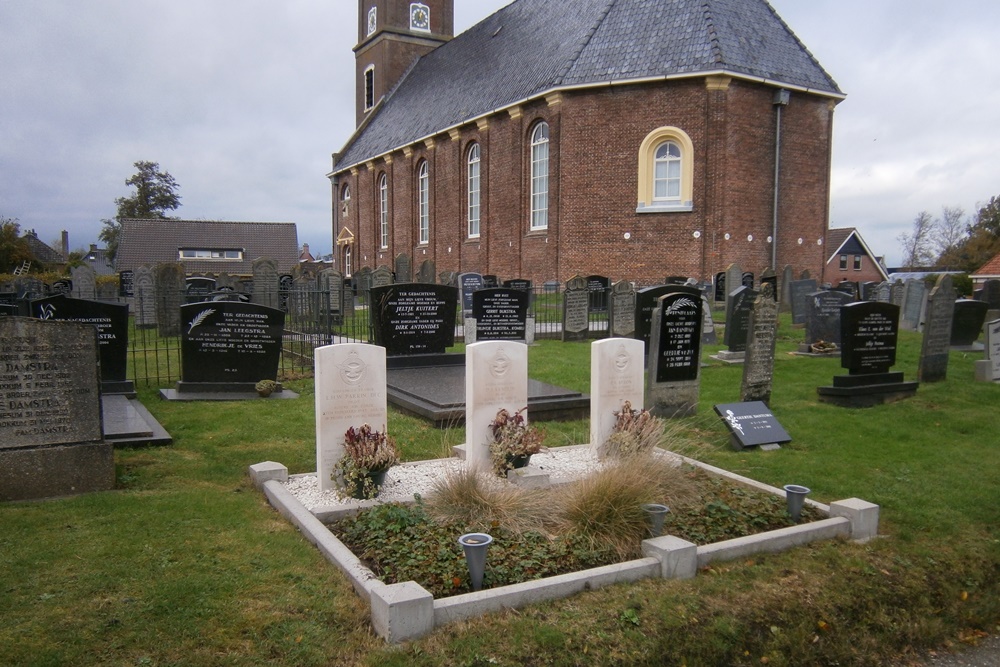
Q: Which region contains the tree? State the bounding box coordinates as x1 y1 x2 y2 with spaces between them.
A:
931 206 966 261
936 196 1000 272
100 161 181 263
0 216 34 274
897 211 935 269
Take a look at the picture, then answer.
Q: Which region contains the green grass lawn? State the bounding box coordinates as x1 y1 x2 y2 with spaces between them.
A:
1 315 998 666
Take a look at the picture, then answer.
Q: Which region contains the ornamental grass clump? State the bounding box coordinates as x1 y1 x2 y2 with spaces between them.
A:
488 407 545 477
600 400 664 460
333 424 400 500
423 466 551 535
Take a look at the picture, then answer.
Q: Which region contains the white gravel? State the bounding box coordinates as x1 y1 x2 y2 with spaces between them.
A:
285 445 608 511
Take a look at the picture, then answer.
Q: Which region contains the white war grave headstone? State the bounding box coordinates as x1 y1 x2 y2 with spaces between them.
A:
314 343 387 493
590 338 645 458
465 341 528 469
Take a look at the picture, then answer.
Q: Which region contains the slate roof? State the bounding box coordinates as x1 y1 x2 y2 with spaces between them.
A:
22 230 66 265
333 0 842 171
116 219 299 275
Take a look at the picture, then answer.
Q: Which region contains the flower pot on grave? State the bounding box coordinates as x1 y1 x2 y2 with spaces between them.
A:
783 484 811 522
458 533 493 592
349 469 389 500
641 503 670 537
506 453 532 470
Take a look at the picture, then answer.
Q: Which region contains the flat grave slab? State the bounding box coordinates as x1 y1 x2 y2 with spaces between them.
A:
713 401 791 451
102 395 173 446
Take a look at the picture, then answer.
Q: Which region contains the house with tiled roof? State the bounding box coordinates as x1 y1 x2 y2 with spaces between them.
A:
822 227 888 286
328 0 843 285
971 249 1000 288
22 229 66 267
115 219 299 275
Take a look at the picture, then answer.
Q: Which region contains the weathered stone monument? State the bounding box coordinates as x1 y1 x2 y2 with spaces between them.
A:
154 262 186 337
817 302 918 407
741 284 778 405
465 341 528 469
974 319 1000 382
561 275 590 342
394 253 412 283
71 264 97 299
590 338 645 456
134 265 157 328
251 258 281 310
900 279 928 332
0 318 113 501
609 280 636 338
646 290 701 417
314 343 387 493
917 275 956 383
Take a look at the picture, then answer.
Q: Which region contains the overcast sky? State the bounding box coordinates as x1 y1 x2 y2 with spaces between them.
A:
3 1 998 267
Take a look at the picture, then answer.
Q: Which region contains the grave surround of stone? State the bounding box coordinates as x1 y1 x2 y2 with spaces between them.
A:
713 400 791 451
0 317 114 501
646 289 702 417
817 302 919 407
917 275 956 383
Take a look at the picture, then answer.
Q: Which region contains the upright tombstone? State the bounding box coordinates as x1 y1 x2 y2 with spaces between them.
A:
803 290 853 350
174 301 285 394
741 272 755 289
250 258 281 310
646 290 702 417
718 285 757 361
788 278 817 325
740 284 778 405
154 262 186 337
317 268 344 323
372 265 394 288
817 302 918 407
780 265 794 311
354 266 373 304
861 281 879 301
889 279 905 307
394 254 412 284
609 280 637 338
30 295 132 394
951 299 989 348
700 294 718 344
71 264 97 299
586 275 611 313
713 271 727 304
471 287 529 343
980 279 1000 313
917 275 956 383
118 270 135 298
835 281 858 299
185 276 217 304
0 318 113 501
759 269 778 301
417 260 436 284
975 319 1000 382
590 338 645 456
875 281 891 303
314 343 387 493
465 341 528 468
724 263 742 315
561 275 590 342
458 272 484 317
370 283 458 355
133 265 156 328
900 280 928 331
634 284 673 353
483 275 499 289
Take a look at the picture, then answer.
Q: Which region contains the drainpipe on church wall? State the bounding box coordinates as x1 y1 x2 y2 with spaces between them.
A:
772 89 789 271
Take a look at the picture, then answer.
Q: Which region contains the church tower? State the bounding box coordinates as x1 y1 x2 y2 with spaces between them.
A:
355 1 454 126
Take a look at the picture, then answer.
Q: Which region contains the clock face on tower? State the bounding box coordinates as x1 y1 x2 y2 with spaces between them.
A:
409 3 430 32
367 7 377 36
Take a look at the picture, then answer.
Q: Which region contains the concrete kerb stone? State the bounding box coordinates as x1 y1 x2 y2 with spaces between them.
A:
506 465 550 488
696 517 851 568
370 581 435 644
642 535 698 579
248 461 288 485
829 498 880 542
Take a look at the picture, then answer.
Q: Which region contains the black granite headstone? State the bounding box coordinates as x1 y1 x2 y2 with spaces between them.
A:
713 271 726 303
652 292 702 383
472 288 529 341
458 272 484 315
180 302 285 384
951 299 989 346
586 275 611 313
805 290 853 346
482 274 499 289
741 272 755 289
636 285 698 353
370 284 458 355
840 302 899 374
118 270 134 297
713 401 791 450
723 286 758 352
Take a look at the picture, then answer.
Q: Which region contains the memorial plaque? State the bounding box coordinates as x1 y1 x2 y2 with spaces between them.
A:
472 288 529 342
586 275 610 313
0 317 102 449
458 272 484 315
723 286 758 352
609 280 637 338
651 292 702 383
840 302 899 375
917 275 956 383
562 276 590 342
118 270 134 297
741 285 778 405
713 401 791 450
713 271 726 303
180 302 285 384
805 290 853 346
789 279 817 325
370 283 458 355
951 299 989 346
31 295 129 383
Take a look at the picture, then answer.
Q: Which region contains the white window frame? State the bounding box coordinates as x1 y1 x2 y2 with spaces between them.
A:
363 66 375 111
653 141 682 203
418 161 429 245
378 173 389 249
530 122 549 231
341 184 351 218
467 143 481 238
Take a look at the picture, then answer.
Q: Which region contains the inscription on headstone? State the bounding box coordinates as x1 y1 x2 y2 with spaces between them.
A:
740 285 778 405
713 401 791 450
179 302 285 385
609 280 636 338
31 295 130 387
841 302 899 374
562 276 590 342
789 279 817 325
472 288 529 342
370 284 458 355
917 275 956 383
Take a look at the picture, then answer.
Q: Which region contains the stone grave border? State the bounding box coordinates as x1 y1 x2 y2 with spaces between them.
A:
250 449 879 644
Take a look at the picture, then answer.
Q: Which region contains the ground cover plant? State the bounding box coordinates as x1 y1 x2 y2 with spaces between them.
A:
0 313 998 666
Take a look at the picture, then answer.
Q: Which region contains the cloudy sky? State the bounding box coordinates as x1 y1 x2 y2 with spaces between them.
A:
2 0 998 267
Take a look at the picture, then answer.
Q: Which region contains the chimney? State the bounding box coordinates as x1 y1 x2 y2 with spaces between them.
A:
62 230 69 255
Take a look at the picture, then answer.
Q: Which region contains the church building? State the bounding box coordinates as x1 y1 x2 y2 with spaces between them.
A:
328 0 843 286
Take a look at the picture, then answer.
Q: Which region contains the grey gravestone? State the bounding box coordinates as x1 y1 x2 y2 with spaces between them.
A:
472 288 529 342
71 264 97 299
722 285 758 354
458 272 484 316
178 301 285 391
0 317 113 501
804 290 853 347
700 294 718 344
15 277 45 300
917 275 956 383
977 318 1000 382
251 258 280 310
395 254 412 283
980 279 1000 310
713 271 726 303
741 284 778 405
818 302 918 407
889 280 905 307
759 269 777 302
646 291 702 417
216 272 238 291
724 263 742 316
861 281 879 301
354 266 373 303
836 281 858 299
372 265 394 288
789 279 817 325
714 401 791 451
875 281 891 303
439 271 457 287
318 269 344 321
417 260 436 284
780 265 794 310
586 275 610 313
901 280 928 331
370 284 458 355
609 280 636 338
154 262 186 337
185 276 216 303
562 275 590 342
30 295 131 393
951 299 988 347
134 266 156 328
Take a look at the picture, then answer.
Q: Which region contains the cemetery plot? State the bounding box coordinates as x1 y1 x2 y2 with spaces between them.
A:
472 288 529 342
